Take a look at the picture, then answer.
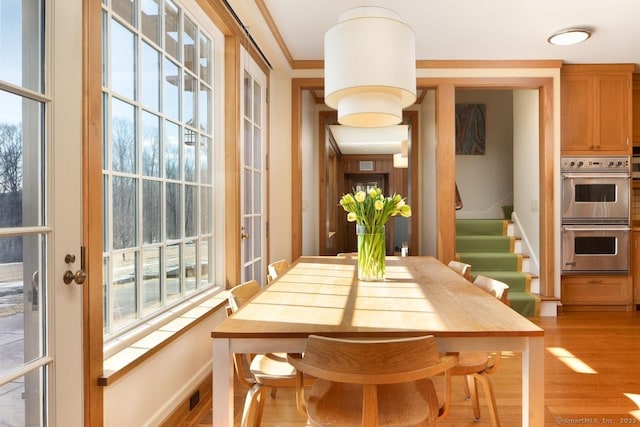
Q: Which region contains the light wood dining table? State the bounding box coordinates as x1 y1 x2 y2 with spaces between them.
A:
211 255 545 426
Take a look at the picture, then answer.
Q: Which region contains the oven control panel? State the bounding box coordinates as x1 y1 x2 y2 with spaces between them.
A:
561 156 630 173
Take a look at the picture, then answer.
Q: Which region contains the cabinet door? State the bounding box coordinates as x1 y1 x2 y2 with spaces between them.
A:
596 74 631 152
561 74 594 151
633 74 640 145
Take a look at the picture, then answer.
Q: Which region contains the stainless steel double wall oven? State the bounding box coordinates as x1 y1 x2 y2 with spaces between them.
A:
561 156 631 274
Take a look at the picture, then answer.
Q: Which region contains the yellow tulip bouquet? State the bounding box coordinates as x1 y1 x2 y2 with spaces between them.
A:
339 187 411 280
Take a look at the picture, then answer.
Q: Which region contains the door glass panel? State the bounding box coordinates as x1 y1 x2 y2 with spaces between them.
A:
0 0 43 92
0 90 44 228
198 83 211 134
199 238 210 286
0 368 46 426
183 72 196 127
185 184 197 237
198 34 211 83
184 130 196 182
164 120 180 180
112 176 137 249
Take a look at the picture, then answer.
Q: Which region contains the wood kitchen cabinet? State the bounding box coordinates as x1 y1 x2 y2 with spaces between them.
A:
561 274 633 310
561 64 634 154
633 74 640 145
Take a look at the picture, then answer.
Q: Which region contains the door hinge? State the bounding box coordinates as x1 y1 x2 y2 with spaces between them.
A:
266 153 269 171
266 221 269 239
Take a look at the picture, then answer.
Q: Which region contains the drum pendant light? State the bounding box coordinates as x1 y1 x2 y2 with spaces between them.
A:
324 7 417 128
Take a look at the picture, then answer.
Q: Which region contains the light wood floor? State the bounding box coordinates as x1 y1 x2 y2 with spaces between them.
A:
189 311 640 426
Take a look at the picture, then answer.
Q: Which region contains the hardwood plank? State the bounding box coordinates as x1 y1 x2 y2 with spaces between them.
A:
194 311 640 426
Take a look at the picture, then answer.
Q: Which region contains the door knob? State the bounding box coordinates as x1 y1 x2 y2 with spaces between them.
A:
63 247 87 285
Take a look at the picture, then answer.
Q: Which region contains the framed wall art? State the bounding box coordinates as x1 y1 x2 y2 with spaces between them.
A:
455 103 486 155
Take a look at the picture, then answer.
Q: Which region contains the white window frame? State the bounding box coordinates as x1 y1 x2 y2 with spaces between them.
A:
101 0 225 354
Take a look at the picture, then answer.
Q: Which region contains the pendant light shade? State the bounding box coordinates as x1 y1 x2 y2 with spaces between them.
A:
324 7 417 128
393 153 408 168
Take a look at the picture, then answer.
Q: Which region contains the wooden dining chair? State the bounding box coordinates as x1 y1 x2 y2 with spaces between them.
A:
473 274 511 306
288 335 458 427
266 259 290 284
441 275 511 427
228 280 314 427
447 260 472 282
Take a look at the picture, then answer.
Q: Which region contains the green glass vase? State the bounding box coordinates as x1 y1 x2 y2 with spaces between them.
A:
356 225 386 281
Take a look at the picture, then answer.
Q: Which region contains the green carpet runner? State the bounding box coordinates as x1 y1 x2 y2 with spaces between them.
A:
456 219 540 317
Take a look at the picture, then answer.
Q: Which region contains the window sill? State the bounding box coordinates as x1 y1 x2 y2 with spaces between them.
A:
99 290 229 386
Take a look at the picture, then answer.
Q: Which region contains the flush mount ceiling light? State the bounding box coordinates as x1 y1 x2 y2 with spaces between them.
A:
324 6 416 128
548 28 592 46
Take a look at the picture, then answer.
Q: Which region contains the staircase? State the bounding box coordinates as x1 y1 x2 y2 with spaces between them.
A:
455 219 540 317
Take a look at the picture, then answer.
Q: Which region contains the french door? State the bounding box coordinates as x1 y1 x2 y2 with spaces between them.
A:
240 48 267 285
0 0 84 425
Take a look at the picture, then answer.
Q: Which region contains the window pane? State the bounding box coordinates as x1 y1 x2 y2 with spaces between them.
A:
141 0 161 45
199 136 211 184
164 58 180 121
141 111 160 177
166 182 181 240
185 184 197 237
164 120 180 180
243 71 251 120
184 130 196 182
183 15 196 74
112 176 137 249
165 243 181 301
142 179 161 243
103 175 109 251
0 90 45 228
200 187 211 234
253 216 261 258
112 0 135 25
111 18 136 100
142 247 161 315
254 171 261 215
183 72 196 127
198 33 211 83
141 42 160 111
112 250 138 329
199 238 210 286
111 98 136 173
0 0 43 92
164 0 179 61
103 256 109 333
199 83 211 134
185 240 196 294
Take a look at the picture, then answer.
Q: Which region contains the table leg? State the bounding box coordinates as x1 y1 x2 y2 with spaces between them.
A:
522 336 545 427
212 337 233 427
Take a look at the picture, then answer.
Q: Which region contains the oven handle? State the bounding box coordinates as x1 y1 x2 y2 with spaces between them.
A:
562 173 630 179
563 226 631 232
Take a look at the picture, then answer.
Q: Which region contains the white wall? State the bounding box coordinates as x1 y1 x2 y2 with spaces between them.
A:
103 308 226 426
268 71 293 263
455 90 514 219
513 90 540 273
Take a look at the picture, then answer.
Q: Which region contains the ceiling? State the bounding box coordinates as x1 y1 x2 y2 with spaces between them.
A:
229 0 640 70
225 0 640 154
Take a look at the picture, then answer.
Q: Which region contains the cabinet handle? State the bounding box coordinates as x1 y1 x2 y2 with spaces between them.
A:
587 279 603 284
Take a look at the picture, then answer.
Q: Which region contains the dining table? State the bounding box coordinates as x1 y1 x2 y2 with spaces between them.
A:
211 255 545 426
